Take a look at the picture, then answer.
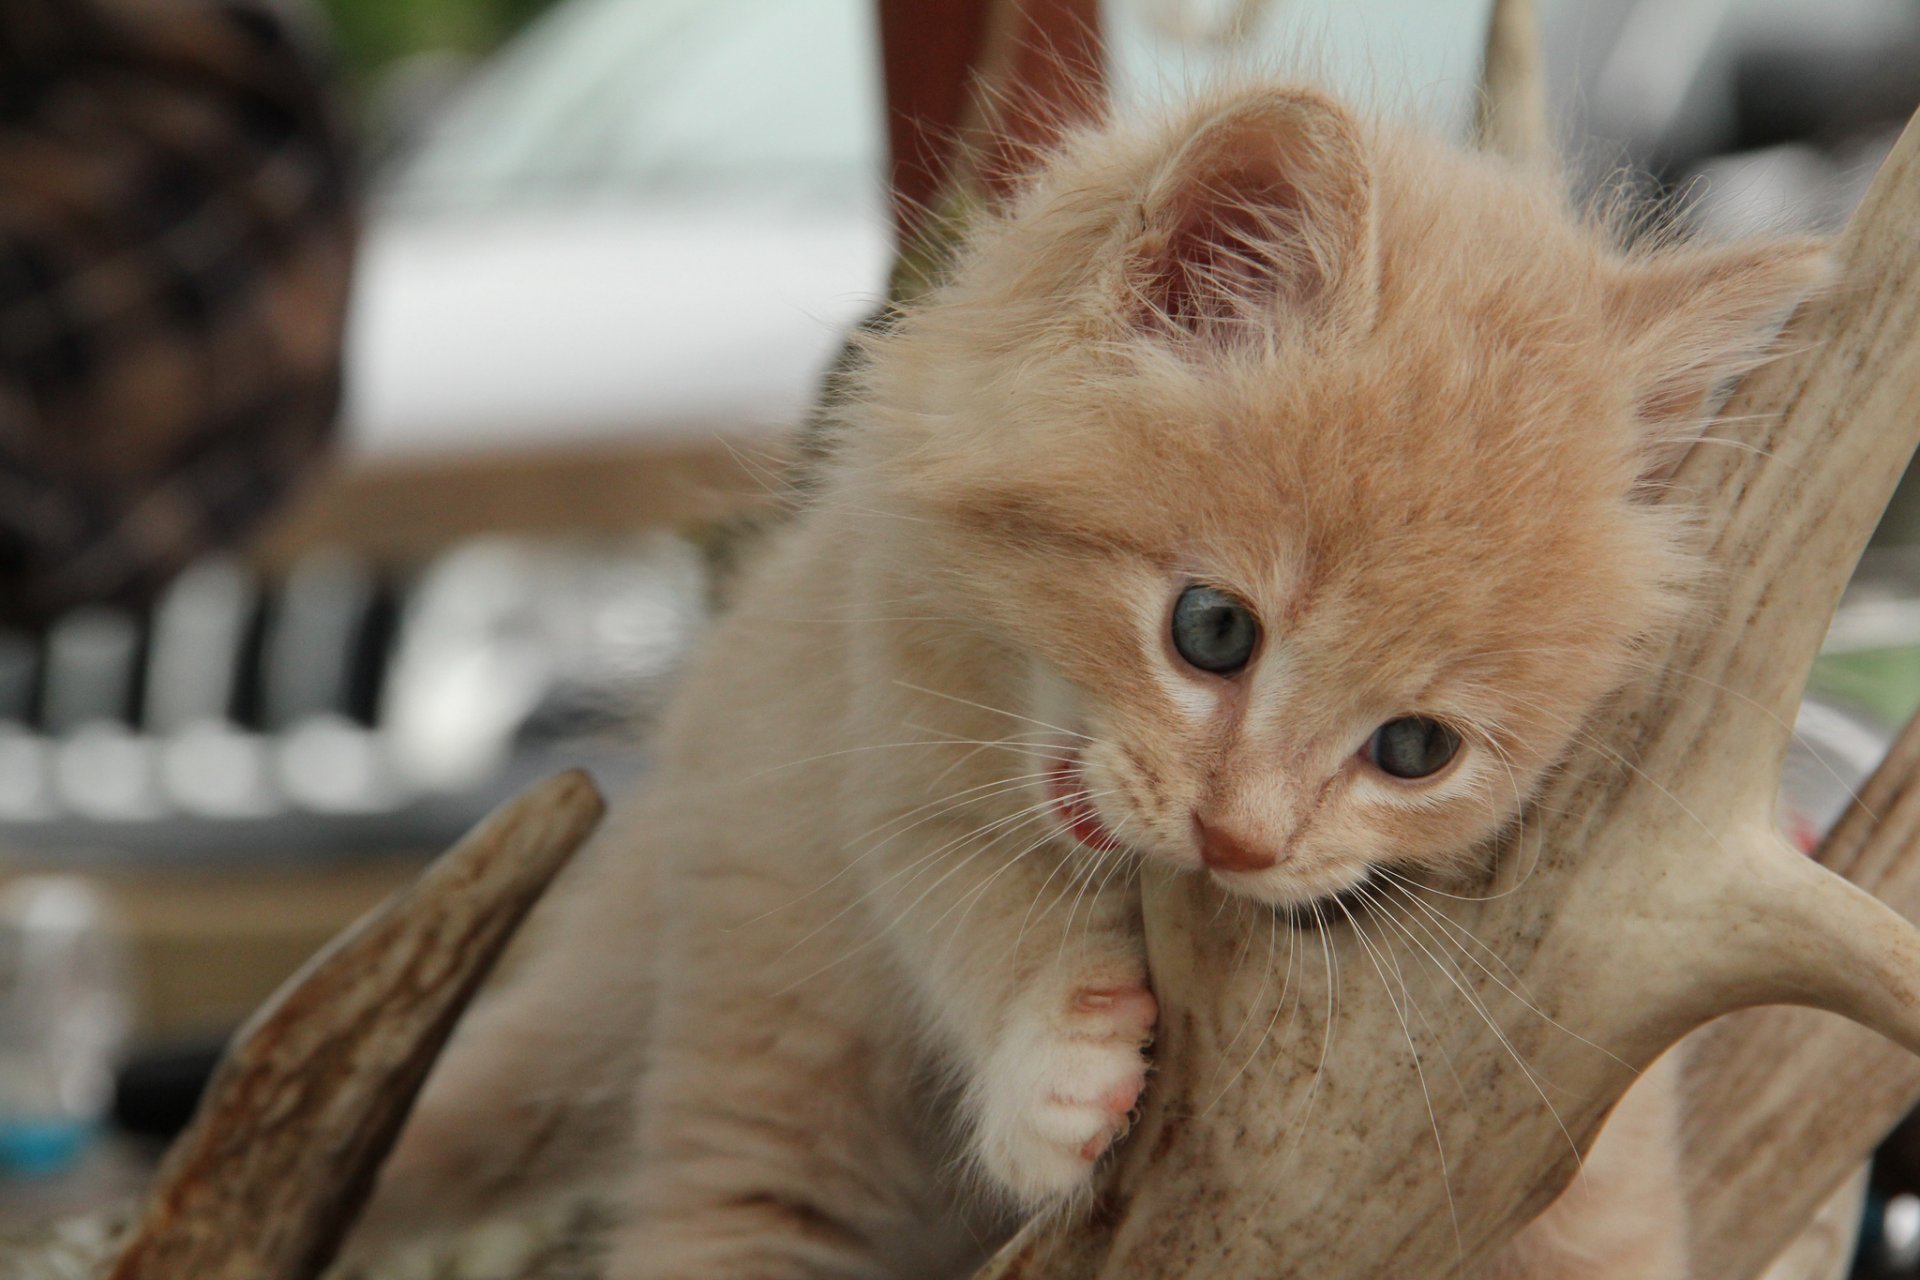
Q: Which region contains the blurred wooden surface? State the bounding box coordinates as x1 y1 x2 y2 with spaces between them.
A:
0 859 424 1039
250 437 787 570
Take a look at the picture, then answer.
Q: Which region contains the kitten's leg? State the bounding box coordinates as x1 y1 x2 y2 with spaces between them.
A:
1484 1050 1690 1278
595 837 1144 1276
599 895 977 1280
868 820 1156 1208
968 951 1158 1204
347 822 658 1256
348 948 647 1253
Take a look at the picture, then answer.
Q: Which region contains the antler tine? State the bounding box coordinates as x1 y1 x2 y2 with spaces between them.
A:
1682 706 1920 1278
105 771 606 1280
1473 0 1550 165
1666 828 1920 1061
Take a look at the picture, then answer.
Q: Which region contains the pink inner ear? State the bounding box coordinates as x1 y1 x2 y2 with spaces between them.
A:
1130 93 1376 341
1145 165 1310 331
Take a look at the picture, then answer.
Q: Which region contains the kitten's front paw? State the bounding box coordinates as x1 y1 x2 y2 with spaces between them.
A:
973 982 1157 1205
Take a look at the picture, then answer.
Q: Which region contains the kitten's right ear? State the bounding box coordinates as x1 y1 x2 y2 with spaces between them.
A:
1605 236 1833 475
1127 89 1379 342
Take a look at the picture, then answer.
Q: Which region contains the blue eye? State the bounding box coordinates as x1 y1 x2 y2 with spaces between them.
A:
1367 717 1462 780
1171 584 1258 674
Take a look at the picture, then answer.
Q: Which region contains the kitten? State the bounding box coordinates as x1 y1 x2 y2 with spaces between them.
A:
353 83 1825 1278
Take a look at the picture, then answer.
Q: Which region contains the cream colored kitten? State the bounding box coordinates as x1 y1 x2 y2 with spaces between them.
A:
354 83 1824 1278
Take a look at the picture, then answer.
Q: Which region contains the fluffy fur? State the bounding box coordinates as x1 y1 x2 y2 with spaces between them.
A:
351 83 1826 1278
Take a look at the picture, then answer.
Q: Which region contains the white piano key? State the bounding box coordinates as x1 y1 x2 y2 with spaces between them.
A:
276 714 402 814
53 723 163 820
0 723 53 820
143 557 256 733
159 721 279 818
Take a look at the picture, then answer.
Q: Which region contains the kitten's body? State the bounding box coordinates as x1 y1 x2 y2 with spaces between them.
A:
356 84 1822 1278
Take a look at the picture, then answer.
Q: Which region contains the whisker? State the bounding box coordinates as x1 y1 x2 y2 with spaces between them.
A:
744 736 1068 781
1371 877 1633 1073
890 679 1094 742
1356 884 1591 1187
728 770 1060 928
1205 906 1301 1114
1499 691 1737 862
797 782 1124 985
771 787 1081 965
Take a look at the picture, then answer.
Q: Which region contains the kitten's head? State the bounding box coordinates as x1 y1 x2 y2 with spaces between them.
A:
854 86 1828 907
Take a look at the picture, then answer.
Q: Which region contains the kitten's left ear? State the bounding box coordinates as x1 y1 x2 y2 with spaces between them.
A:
1606 237 1833 451
1127 89 1380 342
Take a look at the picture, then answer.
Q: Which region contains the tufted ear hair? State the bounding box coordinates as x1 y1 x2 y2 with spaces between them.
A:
1126 88 1379 343
1606 237 1833 458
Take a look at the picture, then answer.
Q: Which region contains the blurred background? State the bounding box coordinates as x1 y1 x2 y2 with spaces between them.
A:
2 0 1920 1274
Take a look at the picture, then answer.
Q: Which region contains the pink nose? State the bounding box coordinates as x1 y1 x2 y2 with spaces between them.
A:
1193 814 1276 873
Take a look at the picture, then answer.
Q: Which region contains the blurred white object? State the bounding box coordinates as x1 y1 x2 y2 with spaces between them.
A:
350 205 885 456
382 540 557 789
1887 1192 1920 1270
346 0 891 459
382 535 706 793
0 878 129 1177
1109 0 1490 122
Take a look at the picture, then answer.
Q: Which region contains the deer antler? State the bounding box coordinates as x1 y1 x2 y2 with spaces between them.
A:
1473 0 1550 165
974 10 1920 1280
104 771 605 1280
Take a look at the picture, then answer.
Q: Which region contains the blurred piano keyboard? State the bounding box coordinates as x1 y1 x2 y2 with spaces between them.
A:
0 533 707 866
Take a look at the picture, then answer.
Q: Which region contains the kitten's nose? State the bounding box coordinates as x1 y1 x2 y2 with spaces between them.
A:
1192 813 1276 873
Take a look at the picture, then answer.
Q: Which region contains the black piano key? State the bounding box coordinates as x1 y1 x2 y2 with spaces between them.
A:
0 629 39 723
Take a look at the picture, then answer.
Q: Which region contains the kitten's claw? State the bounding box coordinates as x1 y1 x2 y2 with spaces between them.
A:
973 981 1157 1205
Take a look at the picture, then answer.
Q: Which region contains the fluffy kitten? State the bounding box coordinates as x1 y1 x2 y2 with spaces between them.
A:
354 84 1825 1278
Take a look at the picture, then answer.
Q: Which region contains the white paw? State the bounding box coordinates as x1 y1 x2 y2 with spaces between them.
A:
972 982 1157 1205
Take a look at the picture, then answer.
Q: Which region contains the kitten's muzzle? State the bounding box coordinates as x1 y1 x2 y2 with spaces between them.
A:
1191 813 1277 873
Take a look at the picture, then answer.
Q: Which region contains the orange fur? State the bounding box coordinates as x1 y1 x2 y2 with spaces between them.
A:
356 82 1826 1279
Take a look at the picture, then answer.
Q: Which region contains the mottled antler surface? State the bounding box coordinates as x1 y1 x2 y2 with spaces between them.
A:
974 24 1920 1280
104 771 606 1280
